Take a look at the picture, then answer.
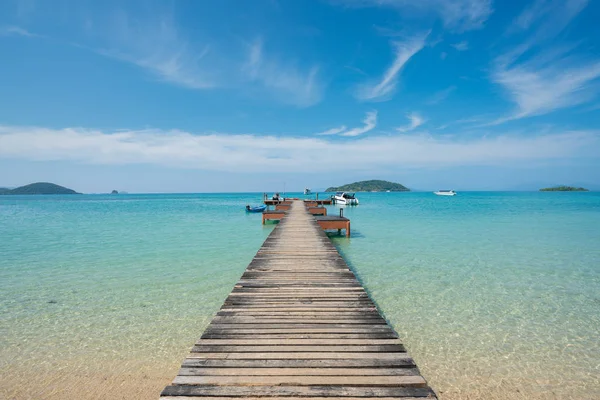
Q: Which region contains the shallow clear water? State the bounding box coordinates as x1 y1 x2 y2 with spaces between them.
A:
1 192 599 399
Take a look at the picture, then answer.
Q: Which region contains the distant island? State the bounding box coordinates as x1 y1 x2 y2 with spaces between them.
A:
326 180 410 192
111 190 119 194
0 182 80 195
539 186 589 192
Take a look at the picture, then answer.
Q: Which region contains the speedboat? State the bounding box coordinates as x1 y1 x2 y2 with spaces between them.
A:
434 190 456 196
332 192 359 205
304 188 312 195
246 205 267 213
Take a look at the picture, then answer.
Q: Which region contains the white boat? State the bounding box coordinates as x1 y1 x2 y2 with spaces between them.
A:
434 190 456 196
332 192 359 205
304 188 311 195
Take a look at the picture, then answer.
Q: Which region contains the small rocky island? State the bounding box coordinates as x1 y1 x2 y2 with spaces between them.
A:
327 179 410 192
111 190 119 194
0 182 79 195
539 186 589 192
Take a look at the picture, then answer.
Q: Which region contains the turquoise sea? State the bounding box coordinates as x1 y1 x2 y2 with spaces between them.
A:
1 192 599 399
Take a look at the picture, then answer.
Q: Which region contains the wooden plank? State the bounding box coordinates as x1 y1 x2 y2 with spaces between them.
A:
210 318 386 324
181 358 416 368
219 307 379 312
200 333 400 339
172 375 426 386
202 328 396 334
161 385 435 397
162 397 428 400
215 311 381 317
184 352 408 359
195 339 403 345
177 367 418 376
191 345 406 353
205 324 392 329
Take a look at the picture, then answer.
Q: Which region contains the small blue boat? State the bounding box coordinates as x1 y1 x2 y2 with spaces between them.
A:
245 205 267 213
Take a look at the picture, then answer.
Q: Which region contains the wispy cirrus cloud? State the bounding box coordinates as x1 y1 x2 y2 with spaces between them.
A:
1 125 597 173
396 112 426 132
491 0 600 123
492 51 600 122
335 0 493 32
426 86 456 105
340 111 378 136
355 32 429 101
507 0 588 38
314 112 378 137
0 25 38 37
316 126 347 136
95 11 216 89
451 41 469 51
243 38 323 107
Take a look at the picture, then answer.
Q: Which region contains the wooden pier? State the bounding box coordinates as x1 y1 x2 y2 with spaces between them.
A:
264 197 332 206
161 200 436 399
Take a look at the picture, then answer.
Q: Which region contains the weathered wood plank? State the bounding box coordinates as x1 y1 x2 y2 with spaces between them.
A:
161 385 435 397
210 318 386 324
195 339 403 345
200 333 401 339
219 307 379 312
172 375 426 386
205 324 392 329
180 358 416 368
202 329 396 335
191 345 407 353
161 397 429 400
177 367 419 376
184 352 408 359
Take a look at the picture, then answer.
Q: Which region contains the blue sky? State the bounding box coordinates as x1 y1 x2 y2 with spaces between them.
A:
0 0 599 192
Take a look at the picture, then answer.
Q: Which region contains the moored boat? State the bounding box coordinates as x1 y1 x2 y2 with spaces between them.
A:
246 205 267 213
434 190 456 196
332 192 359 205
304 188 312 195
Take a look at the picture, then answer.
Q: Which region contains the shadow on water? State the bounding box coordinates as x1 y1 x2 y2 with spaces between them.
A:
324 230 365 239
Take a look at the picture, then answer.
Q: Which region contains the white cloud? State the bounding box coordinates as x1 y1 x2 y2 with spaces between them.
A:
95 12 215 89
396 112 426 132
451 41 469 51
355 33 429 101
340 111 378 137
492 54 600 122
500 0 589 65
337 0 493 32
0 25 37 37
426 86 456 105
314 112 377 137
243 38 323 107
508 0 588 38
437 116 485 130
316 126 347 136
491 0 599 123
1 125 597 173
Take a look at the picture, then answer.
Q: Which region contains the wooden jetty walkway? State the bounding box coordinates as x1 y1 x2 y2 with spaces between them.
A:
161 200 437 399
